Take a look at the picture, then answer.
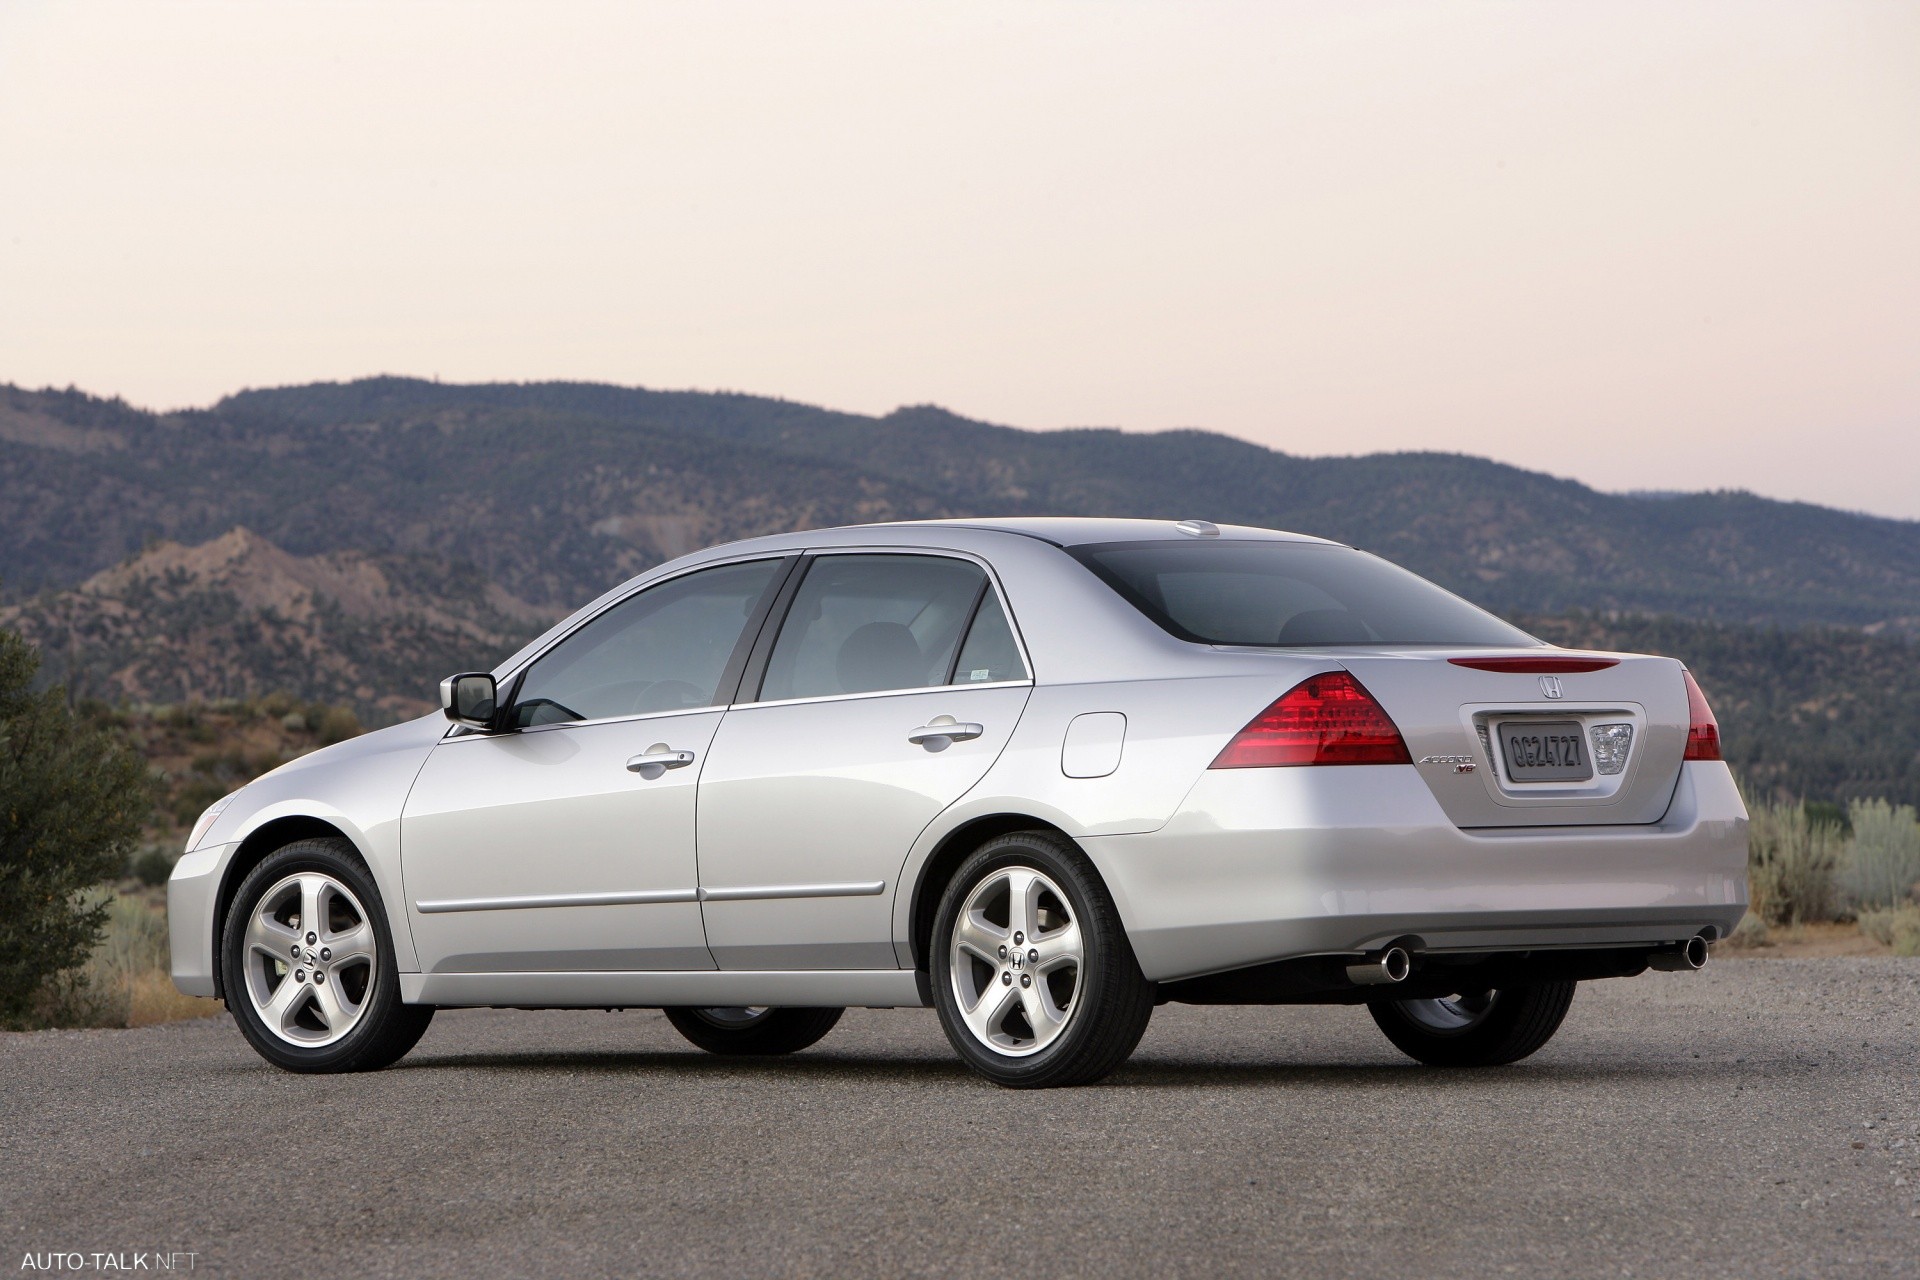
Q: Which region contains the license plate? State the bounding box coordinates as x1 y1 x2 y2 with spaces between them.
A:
1499 721 1592 782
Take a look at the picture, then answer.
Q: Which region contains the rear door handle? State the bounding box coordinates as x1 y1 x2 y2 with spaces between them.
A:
907 717 984 748
626 745 696 778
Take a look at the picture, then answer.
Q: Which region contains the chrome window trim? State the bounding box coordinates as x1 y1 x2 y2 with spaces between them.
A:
440 543 1036 739
441 701 727 742
740 544 1036 706
730 679 1034 713
491 549 798 693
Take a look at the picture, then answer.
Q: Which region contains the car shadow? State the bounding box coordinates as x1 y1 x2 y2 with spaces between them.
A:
360 1048 1742 1090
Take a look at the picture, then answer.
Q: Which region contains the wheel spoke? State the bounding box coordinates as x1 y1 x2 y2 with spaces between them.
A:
954 912 1008 965
309 976 351 1031
325 922 376 968
1029 921 1082 974
297 875 325 939
245 910 300 963
263 973 312 1035
1018 979 1064 1036
1004 870 1040 941
963 981 1019 1043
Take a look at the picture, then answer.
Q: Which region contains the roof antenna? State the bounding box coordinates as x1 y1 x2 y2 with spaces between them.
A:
1173 519 1220 538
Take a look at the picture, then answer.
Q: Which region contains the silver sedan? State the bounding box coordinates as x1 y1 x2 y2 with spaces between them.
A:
171 518 1748 1087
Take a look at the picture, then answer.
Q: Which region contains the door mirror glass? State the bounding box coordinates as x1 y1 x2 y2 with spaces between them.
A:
441 672 498 729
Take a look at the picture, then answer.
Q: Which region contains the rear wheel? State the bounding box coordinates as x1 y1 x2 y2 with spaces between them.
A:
931 831 1154 1088
1369 981 1576 1067
662 1006 843 1055
221 838 434 1073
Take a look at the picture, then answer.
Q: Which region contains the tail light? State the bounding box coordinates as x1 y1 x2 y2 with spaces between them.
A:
1211 671 1412 768
1682 670 1722 761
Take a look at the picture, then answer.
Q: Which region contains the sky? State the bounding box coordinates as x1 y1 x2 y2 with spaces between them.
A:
2 1 1916 518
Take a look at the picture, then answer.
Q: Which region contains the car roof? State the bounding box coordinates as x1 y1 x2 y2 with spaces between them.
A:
840 517 1341 548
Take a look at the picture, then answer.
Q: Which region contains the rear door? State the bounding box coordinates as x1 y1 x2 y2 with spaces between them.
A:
1338 651 1691 827
695 552 1033 969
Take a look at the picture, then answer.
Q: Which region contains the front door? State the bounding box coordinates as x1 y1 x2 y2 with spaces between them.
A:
696 553 1033 969
401 556 790 974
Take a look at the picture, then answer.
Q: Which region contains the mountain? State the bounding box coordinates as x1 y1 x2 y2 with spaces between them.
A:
5 378 1920 630
4 376 1918 803
0 527 553 719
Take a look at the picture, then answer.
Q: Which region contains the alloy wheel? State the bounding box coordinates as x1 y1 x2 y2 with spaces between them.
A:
1394 990 1498 1033
240 872 378 1048
947 865 1084 1057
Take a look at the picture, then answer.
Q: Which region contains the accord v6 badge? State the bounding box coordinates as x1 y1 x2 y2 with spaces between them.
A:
1419 754 1478 773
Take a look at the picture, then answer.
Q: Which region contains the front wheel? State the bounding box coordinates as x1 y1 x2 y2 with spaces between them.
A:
221 838 434 1073
662 1006 843 1055
1368 981 1577 1067
931 831 1155 1088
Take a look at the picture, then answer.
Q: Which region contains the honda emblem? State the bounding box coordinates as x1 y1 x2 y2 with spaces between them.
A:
1539 676 1563 699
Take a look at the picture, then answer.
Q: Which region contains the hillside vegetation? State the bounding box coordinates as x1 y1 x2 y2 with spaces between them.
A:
3 377 1916 806
6 378 1920 629
1522 613 1920 808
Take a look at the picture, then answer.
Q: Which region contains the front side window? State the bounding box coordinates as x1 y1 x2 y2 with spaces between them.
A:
760 555 1002 701
509 558 784 727
1070 541 1539 648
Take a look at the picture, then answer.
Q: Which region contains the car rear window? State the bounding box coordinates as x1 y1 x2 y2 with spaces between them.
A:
1070 540 1540 648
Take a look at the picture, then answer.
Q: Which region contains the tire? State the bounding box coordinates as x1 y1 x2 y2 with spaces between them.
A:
662 1006 843 1055
221 838 434 1074
930 831 1155 1088
1368 981 1577 1067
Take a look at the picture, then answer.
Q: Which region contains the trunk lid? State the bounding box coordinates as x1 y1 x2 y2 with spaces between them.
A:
1336 647 1691 828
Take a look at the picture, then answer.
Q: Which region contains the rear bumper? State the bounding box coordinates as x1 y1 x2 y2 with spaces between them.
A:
1081 761 1748 983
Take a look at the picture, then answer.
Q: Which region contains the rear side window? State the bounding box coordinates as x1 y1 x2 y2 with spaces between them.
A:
1071 541 1538 648
953 591 1027 683
760 555 991 700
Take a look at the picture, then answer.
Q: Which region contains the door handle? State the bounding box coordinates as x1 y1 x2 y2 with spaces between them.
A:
626 745 696 778
907 716 984 749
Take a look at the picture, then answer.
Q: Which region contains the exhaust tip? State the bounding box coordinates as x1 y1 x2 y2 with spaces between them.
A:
1648 934 1711 972
1347 945 1413 986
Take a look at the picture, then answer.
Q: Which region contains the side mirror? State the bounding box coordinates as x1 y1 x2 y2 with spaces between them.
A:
440 672 498 730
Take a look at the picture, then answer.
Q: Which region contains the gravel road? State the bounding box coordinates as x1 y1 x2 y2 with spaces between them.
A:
5 957 1917 1278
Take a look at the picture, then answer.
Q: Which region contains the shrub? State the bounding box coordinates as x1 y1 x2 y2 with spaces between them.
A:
314 705 361 746
1840 799 1920 912
1725 911 1770 949
0 629 152 1028
1857 906 1920 957
130 847 174 887
1746 794 1844 925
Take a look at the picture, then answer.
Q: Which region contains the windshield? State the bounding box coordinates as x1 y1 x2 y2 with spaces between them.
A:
1070 540 1540 648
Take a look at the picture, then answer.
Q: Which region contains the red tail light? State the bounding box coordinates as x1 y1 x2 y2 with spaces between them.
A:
1682 670 1722 761
1211 672 1413 768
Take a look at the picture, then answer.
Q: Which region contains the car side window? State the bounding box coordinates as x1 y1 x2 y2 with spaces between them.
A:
759 555 992 701
951 589 1027 683
508 558 784 728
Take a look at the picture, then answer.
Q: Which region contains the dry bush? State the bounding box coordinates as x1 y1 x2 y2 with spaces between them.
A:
1746 795 1845 925
1841 799 1920 912
1857 906 1920 957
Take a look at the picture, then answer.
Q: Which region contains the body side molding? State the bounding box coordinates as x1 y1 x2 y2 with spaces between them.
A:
415 881 887 914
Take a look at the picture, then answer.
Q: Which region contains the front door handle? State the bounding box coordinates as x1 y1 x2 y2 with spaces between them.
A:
626 745 697 779
907 716 984 750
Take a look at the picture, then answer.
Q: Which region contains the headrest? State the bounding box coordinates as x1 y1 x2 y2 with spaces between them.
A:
836 621 925 693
